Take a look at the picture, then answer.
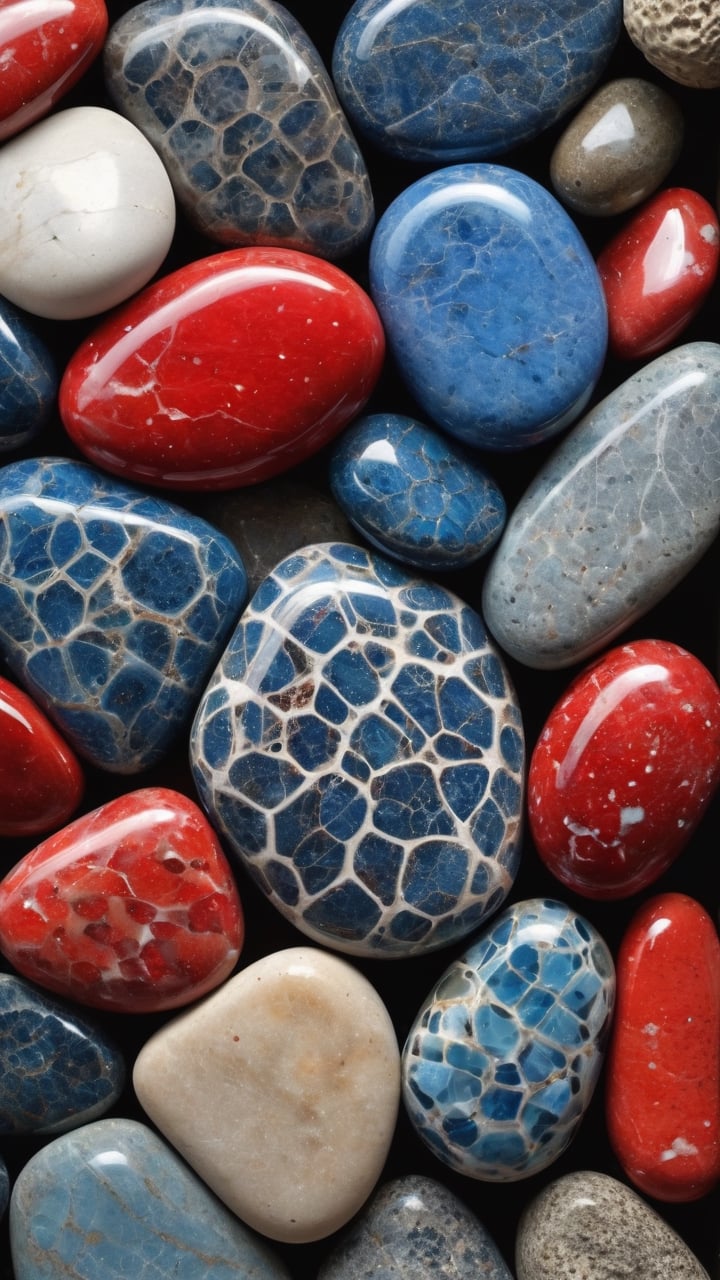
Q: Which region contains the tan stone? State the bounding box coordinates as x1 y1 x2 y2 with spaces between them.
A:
624 0 720 89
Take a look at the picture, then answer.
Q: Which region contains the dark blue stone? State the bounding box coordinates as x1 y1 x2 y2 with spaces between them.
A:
370 164 607 450
0 298 57 452
0 1153 7 1218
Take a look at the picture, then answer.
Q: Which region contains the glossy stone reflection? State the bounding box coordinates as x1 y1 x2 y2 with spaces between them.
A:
0 297 57 452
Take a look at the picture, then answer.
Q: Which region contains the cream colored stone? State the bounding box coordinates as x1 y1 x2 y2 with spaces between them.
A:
624 0 720 89
133 947 400 1244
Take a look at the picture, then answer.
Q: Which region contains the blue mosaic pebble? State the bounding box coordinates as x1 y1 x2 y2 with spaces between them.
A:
0 297 57 452
329 414 506 571
370 164 607 452
104 0 374 259
0 974 125 1137
9 1117 292 1280
402 898 615 1180
332 0 621 163
190 541 524 958
0 456 247 772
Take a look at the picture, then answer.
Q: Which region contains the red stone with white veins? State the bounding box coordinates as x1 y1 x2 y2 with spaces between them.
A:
0 675 84 837
528 639 720 899
59 246 386 490
0 788 243 1012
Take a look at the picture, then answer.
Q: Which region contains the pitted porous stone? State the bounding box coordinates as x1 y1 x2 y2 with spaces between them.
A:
624 0 720 88
516 1170 710 1279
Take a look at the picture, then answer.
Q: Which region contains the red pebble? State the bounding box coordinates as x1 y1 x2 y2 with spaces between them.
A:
528 639 720 899
597 187 720 360
59 246 385 490
0 0 108 142
0 676 84 838
606 892 720 1202
0 787 243 1012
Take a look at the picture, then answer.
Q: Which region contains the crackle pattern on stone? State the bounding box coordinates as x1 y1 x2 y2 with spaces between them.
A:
0 457 247 772
332 0 622 162
0 297 57 451
0 974 125 1136
104 0 374 258
624 0 720 89
402 899 615 1180
482 341 720 669
190 542 524 958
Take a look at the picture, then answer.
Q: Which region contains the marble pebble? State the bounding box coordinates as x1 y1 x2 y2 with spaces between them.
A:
624 0 720 89
0 297 57 453
133 946 400 1243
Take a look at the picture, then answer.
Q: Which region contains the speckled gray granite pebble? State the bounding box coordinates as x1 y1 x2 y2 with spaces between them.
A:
516 1169 710 1279
482 341 720 669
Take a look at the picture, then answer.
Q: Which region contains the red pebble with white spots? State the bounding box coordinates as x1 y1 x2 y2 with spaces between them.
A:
528 639 720 899
0 787 243 1012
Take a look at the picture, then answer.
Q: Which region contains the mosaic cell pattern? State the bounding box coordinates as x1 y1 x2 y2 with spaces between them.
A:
0 456 247 772
402 899 615 1179
191 542 524 957
0 296 57 451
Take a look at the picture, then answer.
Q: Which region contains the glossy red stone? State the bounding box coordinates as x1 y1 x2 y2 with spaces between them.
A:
59 246 386 490
0 676 84 838
528 639 720 899
606 892 720 1202
0 0 108 142
597 187 720 360
0 788 243 1012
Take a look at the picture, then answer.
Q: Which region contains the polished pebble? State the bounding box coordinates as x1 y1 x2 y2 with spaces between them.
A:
133 947 400 1243
0 297 57 452
624 0 720 88
516 1169 711 1279
369 164 607 451
402 898 615 1181
0 675 84 837
482 342 720 668
0 974 124 1136
9 1116 292 1279
0 1154 7 1218
104 0 374 258
190 541 524 958
0 456 247 771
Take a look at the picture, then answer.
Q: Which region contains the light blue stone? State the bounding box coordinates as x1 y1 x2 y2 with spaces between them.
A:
332 0 621 162
0 297 57 452
330 413 506 570
369 164 607 451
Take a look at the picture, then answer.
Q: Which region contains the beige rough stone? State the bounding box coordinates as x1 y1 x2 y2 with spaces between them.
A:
624 0 720 89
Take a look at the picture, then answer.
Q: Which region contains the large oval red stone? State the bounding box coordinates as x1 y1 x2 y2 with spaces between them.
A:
528 639 720 899
0 676 84 838
606 892 720 1202
59 246 385 490
0 787 243 1012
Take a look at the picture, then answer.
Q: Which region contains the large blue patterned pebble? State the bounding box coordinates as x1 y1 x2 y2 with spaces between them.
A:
0 297 57 452
332 0 621 163
402 898 615 1180
104 0 374 259
190 542 524 957
9 1117 292 1279
369 165 607 451
0 456 247 772
0 974 125 1136
329 414 506 571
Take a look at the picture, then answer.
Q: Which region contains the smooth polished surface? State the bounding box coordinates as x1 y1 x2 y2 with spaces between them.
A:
369 164 607 451
402 898 615 1181
60 246 385 489
190 541 524 957
482 342 720 668
0 675 84 837
0 456 247 771
0 297 57 452
0 788 243 1012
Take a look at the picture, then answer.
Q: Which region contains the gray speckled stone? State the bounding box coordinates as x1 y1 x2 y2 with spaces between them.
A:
516 1170 710 1279
482 341 720 669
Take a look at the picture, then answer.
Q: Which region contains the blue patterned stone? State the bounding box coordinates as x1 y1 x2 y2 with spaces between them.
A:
9 1117 292 1279
0 297 57 452
369 164 607 451
402 898 615 1180
0 456 247 772
332 0 622 163
190 542 524 958
329 414 506 571
104 0 374 259
0 974 125 1137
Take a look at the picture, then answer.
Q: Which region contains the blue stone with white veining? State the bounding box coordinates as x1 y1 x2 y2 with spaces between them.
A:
0 456 247 773
9 1117 292 1279
0 974 125 1137
332 0 622 163
0 297 57 452
329 414 506 572
369 164 607 451
191 542 524 958
402 898 615 1180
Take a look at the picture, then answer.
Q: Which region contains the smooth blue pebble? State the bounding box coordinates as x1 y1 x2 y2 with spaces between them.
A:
0 297 57 451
